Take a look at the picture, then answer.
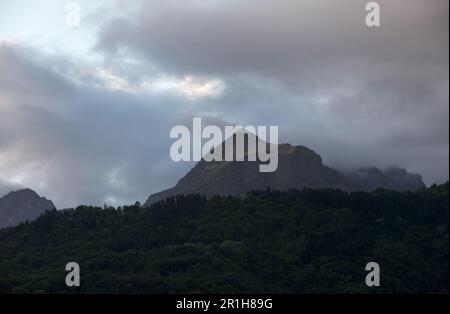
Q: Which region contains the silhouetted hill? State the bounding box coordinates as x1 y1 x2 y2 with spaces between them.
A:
0 189 55 229
144 135 425 206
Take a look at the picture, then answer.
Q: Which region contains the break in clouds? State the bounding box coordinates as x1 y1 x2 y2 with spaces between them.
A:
0 0 448 208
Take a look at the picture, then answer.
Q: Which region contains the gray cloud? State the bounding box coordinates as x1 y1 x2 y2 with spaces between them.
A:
0 179 21 197
0 44 196 208
96 0 447 82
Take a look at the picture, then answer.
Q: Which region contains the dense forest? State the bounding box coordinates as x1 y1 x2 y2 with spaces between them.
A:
0 183 448 293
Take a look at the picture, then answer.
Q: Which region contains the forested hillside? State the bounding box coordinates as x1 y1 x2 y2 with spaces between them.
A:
0 184 448 293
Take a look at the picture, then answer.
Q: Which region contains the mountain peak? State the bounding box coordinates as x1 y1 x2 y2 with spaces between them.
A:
144 140 426 207
144 142 350 207
0 189 55 229
3 188 39 199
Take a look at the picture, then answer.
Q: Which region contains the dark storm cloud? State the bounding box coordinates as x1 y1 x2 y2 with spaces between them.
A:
0 44 196 207
96 0 447 83
95 0 449 185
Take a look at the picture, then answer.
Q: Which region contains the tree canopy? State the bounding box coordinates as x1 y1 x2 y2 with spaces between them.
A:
0 183 448 293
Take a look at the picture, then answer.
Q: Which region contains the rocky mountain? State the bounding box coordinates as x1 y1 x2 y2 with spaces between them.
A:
144 132 425 207
0 189 55 229
343 167 425 191
144 137 354 207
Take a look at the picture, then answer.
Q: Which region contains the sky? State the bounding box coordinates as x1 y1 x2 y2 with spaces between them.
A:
0 0 448 208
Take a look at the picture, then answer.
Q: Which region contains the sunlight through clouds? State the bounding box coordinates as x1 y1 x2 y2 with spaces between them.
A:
92 67 226 100
141 75 226 100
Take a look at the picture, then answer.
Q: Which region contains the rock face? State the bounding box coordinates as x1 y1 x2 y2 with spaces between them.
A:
343 167 425 191
144 143 358 207
144 134 426 207
0 189 55 229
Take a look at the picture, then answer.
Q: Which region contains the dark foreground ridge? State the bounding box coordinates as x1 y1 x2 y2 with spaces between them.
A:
0 183 447 293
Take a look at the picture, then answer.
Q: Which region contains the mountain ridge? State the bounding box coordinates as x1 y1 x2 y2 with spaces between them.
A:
144 141 424 207
0 189 55 229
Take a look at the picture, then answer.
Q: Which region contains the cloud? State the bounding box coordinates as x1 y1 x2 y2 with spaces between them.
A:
141 75 225 100
96 0 447 83
0 179 22 197
65 63 226 100
0 43 197 208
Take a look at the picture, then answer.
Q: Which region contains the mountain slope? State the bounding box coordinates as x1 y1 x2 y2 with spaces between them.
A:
144 143 357 206
144 137 424 207
0 189 55 229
